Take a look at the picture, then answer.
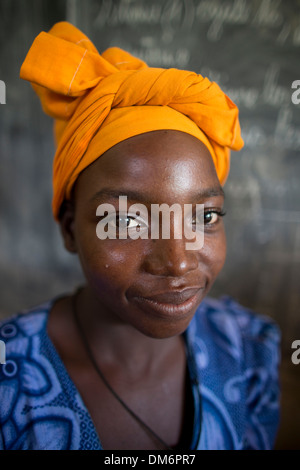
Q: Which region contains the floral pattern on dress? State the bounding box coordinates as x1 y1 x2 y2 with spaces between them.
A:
0 295 280 450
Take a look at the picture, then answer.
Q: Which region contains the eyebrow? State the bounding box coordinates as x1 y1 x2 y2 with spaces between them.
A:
89 186 225 204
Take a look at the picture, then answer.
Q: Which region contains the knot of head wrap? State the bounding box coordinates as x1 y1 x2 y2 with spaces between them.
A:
20 21 244 220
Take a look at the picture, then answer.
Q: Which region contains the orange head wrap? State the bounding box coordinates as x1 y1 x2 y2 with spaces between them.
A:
20 21 244 220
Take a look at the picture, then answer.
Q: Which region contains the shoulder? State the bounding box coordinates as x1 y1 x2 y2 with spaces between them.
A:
0 297 100 450
0 300 53 359
0 300 55 399
0 300 54 365
187 296 281 450
189 295 280 367
0 300 53 336
0 300 57 448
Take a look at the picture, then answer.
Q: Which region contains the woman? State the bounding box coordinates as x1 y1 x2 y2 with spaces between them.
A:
0 22 280 450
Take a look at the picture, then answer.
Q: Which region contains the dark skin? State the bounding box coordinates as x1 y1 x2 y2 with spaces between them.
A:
47 130 226 450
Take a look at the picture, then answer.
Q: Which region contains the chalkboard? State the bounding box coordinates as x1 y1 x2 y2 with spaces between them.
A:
74 0 300 354
0 0 300 449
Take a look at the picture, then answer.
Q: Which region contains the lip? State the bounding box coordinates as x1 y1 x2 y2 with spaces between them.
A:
132 287 203 320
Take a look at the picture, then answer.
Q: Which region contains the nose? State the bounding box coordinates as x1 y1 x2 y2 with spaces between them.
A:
142 237 199 277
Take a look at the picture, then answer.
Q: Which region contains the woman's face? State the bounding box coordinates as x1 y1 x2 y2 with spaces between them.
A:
62 130 226 338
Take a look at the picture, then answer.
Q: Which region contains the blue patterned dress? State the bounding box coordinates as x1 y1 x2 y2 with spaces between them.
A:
0 295 280 450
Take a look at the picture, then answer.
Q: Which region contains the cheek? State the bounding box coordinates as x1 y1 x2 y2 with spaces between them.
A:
75 225 142 295
201 228 227 276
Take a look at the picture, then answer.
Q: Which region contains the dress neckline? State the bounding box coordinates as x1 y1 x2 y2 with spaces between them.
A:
40 294 202 450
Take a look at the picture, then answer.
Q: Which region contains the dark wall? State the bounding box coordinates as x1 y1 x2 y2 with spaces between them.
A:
0 0 299 449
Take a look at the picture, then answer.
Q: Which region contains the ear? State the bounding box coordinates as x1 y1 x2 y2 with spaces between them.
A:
58 201 77 253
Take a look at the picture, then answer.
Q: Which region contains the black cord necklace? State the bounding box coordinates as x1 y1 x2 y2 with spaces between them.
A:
72 289 173 450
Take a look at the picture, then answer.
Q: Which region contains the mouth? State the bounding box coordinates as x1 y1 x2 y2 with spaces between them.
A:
131 287 203 320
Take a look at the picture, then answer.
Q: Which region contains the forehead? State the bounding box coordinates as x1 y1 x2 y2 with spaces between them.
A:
74 130 222 203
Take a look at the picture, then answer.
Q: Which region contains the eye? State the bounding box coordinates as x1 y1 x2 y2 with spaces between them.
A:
116 216 145 232
204 210 226 225
115 215 136 229
191 209 226 229
113 213 148 235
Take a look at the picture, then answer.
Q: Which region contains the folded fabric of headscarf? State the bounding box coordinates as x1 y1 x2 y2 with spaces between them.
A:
20 21 244 220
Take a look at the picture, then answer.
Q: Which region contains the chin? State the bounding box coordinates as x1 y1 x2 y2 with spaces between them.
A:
134 315 195 340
